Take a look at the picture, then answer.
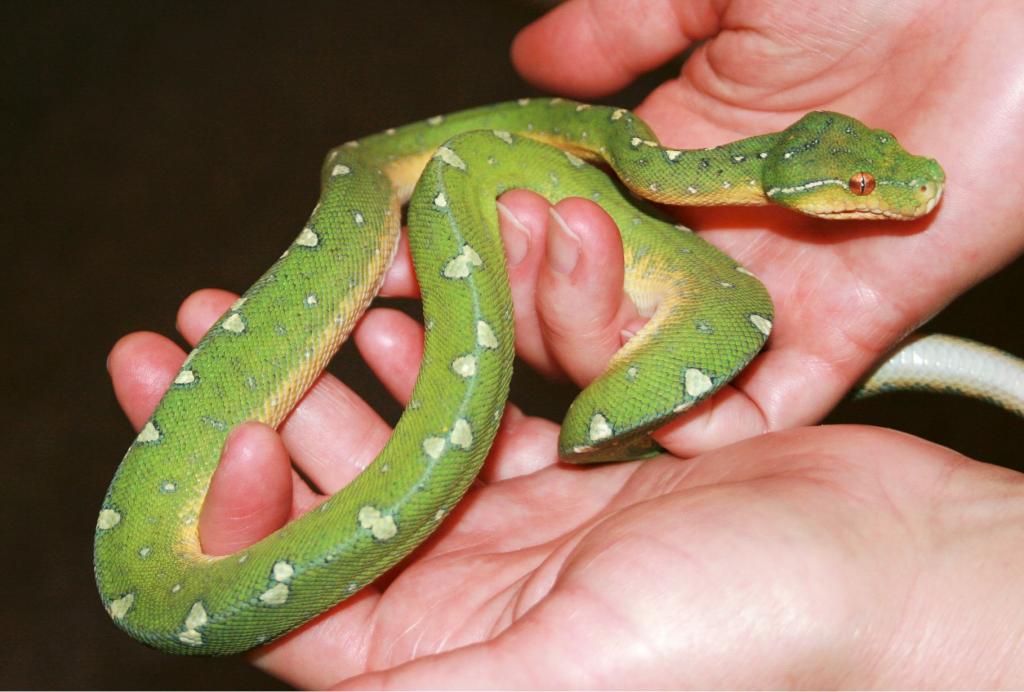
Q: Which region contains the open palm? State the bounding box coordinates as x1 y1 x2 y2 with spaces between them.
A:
107 0 1024 687
111 287 1024 687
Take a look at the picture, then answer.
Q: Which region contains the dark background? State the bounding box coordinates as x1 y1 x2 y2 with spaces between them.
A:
4 2 1020 689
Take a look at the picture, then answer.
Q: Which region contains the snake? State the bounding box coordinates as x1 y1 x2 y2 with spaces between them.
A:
94 98 1023 656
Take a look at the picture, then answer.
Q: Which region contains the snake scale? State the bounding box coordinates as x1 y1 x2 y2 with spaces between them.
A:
95 98 1023 655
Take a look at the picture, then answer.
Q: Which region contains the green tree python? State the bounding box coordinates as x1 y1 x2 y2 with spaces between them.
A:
94 98 1024 655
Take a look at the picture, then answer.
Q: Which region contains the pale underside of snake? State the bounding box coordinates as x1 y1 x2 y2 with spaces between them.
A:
94 98 1023 655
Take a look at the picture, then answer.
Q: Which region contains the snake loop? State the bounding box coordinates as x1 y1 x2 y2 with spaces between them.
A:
96 99 953 655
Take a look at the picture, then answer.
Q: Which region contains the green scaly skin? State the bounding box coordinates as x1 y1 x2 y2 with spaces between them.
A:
94 98 945 655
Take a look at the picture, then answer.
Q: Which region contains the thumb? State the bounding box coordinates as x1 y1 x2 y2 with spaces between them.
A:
198 422 293 555
511 0 715 98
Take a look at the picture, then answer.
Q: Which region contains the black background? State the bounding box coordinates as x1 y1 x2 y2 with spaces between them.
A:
4 2 1021 689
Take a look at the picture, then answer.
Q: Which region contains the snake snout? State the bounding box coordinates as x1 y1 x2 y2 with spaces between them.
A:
916 179 944 217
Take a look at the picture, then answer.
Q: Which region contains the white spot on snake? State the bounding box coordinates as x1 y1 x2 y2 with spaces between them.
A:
231 296 247 310
630 137 642 148
174 369 196 385
493 130 514 145
353 211 364 225
450 418 473 449
783 151 794 159
476 320 498 349
673 401 695 413
343 140 359 148
427 115 443 126
665 149 682 161
611 108 626 120
238 554 249 564
687 186 698 194
642 140 658 147
732 154 746 162
451 354 477 378
171 584 182 594
331 164 351 177
549 97 563 104
433 191 448 208
138 546 151 558
97 509 121 530
759 152 768 159
684 368 713 398
626 365 640 382
442 243 483 279
272 561 294 583
296 227 319 247
222 312 246 333
575 103 590 111
722 181 732 189
161 481 177 493
305 294 318 306
736 266 756 278
385 127 396 136
649 182 660 192
718 281 735 289
423 436 445 460
358 506 397 541
765 178 844 198
178 602 208 646
589 413 612 442
108 593 134 620
137 421 161 444
517 98 530 106
434 508 446 521
434 146 466 170
749 314 773 336
259 583 289 606
564 151 585 167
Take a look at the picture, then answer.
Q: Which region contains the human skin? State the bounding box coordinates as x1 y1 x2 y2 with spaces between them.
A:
106 0 1024 687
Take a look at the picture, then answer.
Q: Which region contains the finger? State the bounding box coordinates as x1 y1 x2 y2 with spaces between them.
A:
198 422 293 556
537 198 642 387
353 307 423 406
379 229 419 298
511 0 711 97
495 189 564 377
108 331 191 430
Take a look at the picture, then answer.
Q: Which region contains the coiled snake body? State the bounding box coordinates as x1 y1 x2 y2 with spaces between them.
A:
94 99 1022 655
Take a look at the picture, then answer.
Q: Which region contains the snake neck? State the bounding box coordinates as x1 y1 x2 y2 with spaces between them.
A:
603 132 779 207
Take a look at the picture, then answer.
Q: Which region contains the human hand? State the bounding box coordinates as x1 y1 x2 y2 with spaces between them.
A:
108 286 1024 687
506 0 1024 452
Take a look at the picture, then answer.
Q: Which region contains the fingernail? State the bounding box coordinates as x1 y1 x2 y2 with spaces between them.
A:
546 208 580 275
496 201 530 266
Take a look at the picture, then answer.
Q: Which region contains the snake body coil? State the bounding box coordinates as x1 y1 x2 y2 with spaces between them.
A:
96 99 973 655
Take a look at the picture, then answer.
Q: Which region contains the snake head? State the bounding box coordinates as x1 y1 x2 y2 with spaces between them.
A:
763 112 944 220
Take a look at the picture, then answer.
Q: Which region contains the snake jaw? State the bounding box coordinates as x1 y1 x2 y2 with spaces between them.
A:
798 179 944 220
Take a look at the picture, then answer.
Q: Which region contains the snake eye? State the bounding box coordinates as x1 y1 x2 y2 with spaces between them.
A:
849 172 876 196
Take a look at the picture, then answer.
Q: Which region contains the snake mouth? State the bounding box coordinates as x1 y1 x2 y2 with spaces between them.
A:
810 181 944 221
